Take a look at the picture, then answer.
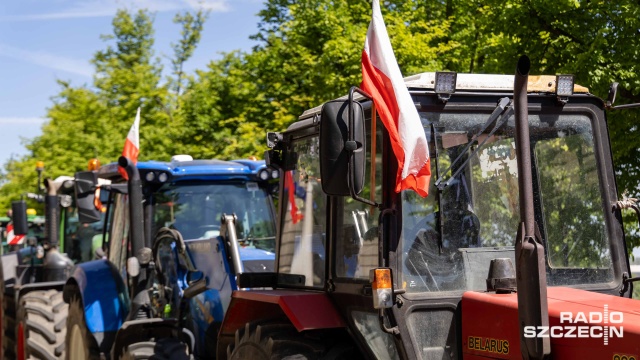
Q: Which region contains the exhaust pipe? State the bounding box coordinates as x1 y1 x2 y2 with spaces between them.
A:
513 55 550 359
119 155 152 320
118 156 145 257
44 179 60 248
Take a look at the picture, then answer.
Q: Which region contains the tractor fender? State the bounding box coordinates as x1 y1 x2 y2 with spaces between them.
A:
63 259 128 335
217 289 345 359
1 253 19 286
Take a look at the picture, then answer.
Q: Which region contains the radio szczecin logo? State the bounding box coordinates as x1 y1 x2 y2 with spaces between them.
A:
524 305 623 345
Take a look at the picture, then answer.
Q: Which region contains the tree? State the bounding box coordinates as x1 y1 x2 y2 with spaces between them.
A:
171 10 209 99
0 9 203 211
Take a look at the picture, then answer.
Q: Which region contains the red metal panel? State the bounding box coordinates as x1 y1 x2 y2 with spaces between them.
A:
462 287 640 359
227 290 345 331
462 291 519 359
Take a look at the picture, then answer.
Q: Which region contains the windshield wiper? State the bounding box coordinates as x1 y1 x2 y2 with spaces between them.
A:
434 97 512 190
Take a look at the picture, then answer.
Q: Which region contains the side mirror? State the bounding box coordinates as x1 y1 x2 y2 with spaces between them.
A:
319 91 366 197
74 171 101 223
11 200 29 236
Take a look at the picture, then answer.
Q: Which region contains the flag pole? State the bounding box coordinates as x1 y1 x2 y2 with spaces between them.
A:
370 103 377 212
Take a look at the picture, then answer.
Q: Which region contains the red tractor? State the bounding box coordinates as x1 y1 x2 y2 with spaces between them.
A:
216 56 640 359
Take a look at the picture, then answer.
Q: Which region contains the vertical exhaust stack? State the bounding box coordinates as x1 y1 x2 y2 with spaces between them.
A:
44 178 60 248
513 55 550 359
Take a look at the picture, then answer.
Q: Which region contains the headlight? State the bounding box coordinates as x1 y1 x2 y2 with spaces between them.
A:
60 195 72 208
556 74 574 97
270 168 279 179
158 172 169 183
145 172 156 182
258 169 270 181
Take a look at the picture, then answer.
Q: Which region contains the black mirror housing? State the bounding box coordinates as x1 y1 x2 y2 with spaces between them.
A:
74 171 101 223
11 200 29 236
319 99 366 196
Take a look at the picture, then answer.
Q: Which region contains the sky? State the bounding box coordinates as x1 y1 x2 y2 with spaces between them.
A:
0 0 263 169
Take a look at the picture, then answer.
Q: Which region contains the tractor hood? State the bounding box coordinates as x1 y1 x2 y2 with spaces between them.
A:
462 287 640 359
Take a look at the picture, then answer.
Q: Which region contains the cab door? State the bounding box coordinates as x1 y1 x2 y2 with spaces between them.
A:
325 109 402 360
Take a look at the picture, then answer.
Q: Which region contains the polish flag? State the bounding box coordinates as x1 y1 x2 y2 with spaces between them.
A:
285 171 304 224
361 0 431 197
7 223 25 245
118 108 141 180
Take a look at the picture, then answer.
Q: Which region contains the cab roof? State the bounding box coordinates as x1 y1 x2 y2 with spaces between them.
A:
97 159 266 181
297 72 589 121
402 73 588 93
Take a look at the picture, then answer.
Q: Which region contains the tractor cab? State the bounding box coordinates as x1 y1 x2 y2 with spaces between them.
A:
232 69 638 360
94 156 277 277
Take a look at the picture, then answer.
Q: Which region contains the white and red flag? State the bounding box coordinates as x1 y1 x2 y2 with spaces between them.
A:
118 108 141 180
7 223 25 245
361 0 431 197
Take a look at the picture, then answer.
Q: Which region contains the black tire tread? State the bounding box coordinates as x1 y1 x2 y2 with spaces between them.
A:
227 321 326 360
3 288 17 359
20 289 68 360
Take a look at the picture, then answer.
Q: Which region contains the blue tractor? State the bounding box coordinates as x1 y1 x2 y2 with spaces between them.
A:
63 155 276 359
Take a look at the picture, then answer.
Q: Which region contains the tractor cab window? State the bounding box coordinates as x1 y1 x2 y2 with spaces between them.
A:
402 110 613 293
64 189 108 264
335 115 383 279
108 193 130 277
63 206 99 264
279 136 326 287
151 182 275 252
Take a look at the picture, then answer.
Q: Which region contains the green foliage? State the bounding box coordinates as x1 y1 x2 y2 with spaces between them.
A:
171 10 209 98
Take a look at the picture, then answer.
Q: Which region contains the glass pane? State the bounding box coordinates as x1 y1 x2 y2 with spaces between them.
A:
352 311 400 360
64 202 106 264
108 193 129 275
537 134 610 268
402 111 612 293
152 182 275 252
279 136 326 287
336 117 383 279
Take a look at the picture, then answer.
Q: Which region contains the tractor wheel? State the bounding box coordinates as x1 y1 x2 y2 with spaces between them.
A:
17 289 68 360
3 287 17 359
227 322 357 360
120 338 193 360
65 296 100 360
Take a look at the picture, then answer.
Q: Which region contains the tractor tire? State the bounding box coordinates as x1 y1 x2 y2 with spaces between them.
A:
120 338 193 360
0 263 6 360
17 289 68 360
227 322 359 360
65 296 100 360
4 288 17 359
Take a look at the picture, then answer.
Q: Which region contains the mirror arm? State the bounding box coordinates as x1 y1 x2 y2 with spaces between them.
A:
348 86 379 208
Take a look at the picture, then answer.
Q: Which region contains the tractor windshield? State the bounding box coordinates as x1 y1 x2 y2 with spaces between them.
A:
402 110 613 293
151 181 276 252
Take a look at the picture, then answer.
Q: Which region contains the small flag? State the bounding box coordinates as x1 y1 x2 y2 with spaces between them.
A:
361 0 431 197
7 223 25 245
285 171 303 224
118 108 141 180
